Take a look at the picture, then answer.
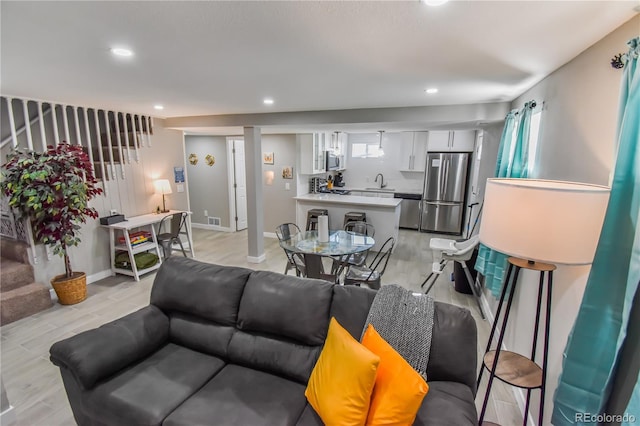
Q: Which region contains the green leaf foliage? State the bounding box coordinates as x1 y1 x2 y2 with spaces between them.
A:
0 143 104 277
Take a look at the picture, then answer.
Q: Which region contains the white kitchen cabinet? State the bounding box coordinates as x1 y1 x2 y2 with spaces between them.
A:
427 130 476 152
297 133 327 175
327 132 347 170
451 130 476 152
427 131 452 152
399 132 428 172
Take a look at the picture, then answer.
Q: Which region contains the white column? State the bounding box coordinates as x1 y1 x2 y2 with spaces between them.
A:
244 126 265 263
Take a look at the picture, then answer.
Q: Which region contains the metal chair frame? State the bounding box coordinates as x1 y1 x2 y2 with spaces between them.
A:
275 223 305 276
157 212 188 259
344 237 395 289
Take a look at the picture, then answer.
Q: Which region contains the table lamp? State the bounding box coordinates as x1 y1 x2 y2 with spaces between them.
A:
477 178 609 426
154 179 172 213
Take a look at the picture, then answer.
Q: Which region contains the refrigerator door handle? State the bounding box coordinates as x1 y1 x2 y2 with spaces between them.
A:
446 158 450 193
440 157 447 196
426 201 459 206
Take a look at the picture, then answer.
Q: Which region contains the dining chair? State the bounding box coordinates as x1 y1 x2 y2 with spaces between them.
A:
275 223 305 276
157 212 188 259
344 237 395 290
343 221 376 266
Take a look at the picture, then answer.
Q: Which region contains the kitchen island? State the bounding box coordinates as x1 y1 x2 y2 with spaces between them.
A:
294 193 402 251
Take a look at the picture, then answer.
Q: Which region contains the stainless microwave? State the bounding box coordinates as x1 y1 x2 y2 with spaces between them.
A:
326 152 341 171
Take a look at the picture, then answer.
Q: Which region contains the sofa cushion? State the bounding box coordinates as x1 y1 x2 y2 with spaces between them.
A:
237 270 334 345
412 381 477 426
362 324 429 425
305 318 380 426
329 284 376 339
163 364 307 426
150 258 251 325
82 343 225 426
227 331 320 383
169 312 235 358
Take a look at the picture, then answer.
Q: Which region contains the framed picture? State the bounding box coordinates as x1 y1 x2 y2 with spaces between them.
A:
263 152 274 165
282 166 293 179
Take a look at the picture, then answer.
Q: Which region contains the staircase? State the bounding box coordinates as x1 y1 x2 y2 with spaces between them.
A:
0 239 52 325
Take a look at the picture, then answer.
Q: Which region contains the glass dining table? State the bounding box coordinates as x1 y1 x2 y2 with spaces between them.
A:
278 230 375 282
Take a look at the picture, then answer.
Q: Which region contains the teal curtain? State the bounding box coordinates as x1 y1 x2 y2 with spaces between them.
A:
475 101 535 297
552 37 640 426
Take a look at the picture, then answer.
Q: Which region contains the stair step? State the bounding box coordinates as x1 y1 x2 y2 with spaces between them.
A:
0 282 53 325
0 239 30 264
0 258 35 291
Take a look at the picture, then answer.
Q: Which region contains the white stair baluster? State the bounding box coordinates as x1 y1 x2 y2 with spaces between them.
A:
21 99 33 150
37 101 47 151
6 97 18 149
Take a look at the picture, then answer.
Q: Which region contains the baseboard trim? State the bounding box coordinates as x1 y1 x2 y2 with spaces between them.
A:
0 405 16 426
191 223 233 232
247 254 266 263
87 269 113 284
263 232 278 239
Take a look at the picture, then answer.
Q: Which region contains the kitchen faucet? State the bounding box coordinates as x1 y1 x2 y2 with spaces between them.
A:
374 173 387 189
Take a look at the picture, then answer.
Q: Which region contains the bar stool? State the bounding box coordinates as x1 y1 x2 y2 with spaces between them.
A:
344 212 366 228
306 209 329 231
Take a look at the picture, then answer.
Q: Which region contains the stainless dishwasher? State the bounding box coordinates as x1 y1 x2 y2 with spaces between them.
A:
394 192 421 230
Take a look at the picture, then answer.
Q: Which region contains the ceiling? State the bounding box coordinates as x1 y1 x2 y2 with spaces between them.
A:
1 1 638 124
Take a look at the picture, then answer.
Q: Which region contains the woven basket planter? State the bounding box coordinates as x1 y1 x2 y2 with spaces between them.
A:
51 272 87 305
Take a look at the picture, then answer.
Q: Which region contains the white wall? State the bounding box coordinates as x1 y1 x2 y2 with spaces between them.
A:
488 16 639 425
184 135 230 227
262 134 298 233
340 132 424 193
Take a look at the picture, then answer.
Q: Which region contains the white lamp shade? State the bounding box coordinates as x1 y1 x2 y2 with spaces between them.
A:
479 178 610 265
154 179 173 195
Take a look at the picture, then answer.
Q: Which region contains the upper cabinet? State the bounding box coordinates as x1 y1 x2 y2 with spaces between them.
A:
399 132 428 172
298 133 326 175
427 130 476 152
327 132 347 171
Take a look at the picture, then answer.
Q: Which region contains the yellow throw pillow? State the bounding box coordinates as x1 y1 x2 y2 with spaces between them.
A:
305 317 381 426
361 324 430 426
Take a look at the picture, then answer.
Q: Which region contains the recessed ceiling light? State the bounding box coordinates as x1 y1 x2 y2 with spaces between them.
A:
154 105 164 110
425 88 439 94
110 47 134 57
421 0 450 5
263 98 274 105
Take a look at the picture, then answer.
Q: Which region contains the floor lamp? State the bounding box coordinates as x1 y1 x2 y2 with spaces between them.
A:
476 178 609 426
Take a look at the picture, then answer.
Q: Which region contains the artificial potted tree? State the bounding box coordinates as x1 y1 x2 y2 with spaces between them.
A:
0 143 103 304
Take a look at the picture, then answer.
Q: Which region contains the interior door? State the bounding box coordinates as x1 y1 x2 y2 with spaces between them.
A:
233 140 248 231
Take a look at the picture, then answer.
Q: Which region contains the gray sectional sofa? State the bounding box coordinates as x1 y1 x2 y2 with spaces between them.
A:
50 257 478 425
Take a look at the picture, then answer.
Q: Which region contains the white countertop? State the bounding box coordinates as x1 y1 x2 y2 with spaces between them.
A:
295 193 402 208
341 187 423 195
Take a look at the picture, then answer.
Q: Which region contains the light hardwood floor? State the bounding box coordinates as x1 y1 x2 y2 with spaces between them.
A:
1 228 521 425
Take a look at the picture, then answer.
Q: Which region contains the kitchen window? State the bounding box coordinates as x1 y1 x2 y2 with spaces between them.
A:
351 143 384 158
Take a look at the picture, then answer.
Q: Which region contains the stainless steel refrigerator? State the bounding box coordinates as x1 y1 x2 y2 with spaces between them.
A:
420 152 470 234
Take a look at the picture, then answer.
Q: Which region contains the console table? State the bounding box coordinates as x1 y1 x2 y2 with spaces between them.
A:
102 210 194 281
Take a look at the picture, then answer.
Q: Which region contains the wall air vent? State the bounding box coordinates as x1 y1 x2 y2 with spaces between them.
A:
208 217 221 226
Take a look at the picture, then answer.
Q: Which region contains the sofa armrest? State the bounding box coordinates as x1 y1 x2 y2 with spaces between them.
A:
50 305 169 389
427 302 478 395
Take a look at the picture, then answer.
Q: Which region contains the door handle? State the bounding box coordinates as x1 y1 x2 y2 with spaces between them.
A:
444 158 449 192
